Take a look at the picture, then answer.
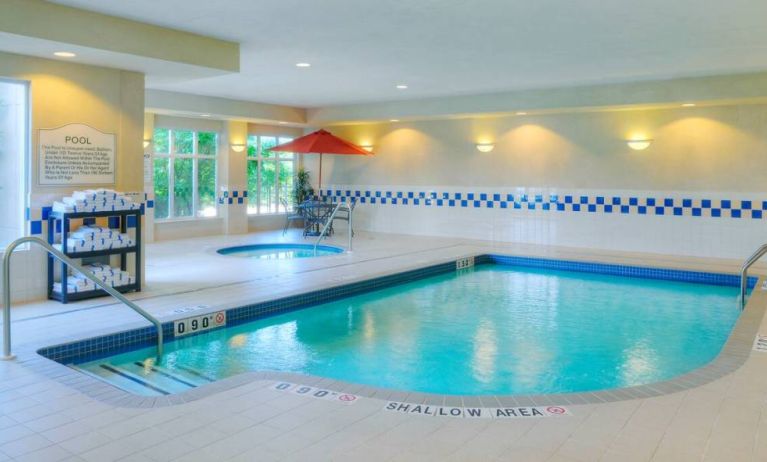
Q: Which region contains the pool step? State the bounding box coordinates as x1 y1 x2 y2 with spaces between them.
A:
73 361 212 396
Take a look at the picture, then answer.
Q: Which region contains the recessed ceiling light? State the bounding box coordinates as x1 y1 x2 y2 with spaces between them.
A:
296 62 311 68
54 51 76 58
516 111 528 115
682 103 696 107
389 119 400 122
395 84 408 90
200 114 211 117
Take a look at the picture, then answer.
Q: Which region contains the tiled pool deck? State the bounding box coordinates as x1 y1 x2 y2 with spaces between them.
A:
2 230 767 461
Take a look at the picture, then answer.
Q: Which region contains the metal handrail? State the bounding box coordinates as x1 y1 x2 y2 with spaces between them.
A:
2 237 163 360
314 202 353 253
740 243 767 310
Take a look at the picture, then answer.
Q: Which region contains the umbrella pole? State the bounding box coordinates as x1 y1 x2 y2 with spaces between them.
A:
318 153 323 197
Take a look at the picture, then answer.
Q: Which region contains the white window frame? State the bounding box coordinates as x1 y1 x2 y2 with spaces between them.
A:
153 128 218 221
247 135 295 215
0 77 30 250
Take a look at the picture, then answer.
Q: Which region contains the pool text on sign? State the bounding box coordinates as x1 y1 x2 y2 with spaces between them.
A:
384 402 570 419
173 311 226 337
272 382 359 405
38 123 116 185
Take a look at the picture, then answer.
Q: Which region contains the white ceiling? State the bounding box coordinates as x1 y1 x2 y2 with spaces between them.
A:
48 0 767 108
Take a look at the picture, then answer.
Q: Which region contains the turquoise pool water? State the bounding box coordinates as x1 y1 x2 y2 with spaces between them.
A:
77 264 740 396
217 243 343 259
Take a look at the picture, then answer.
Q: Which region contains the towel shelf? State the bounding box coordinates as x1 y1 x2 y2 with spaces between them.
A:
47 209 142 304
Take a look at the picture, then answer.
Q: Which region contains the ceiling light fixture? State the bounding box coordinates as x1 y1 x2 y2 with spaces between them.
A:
682 103 696 107
200 114 211 117
296 62 311 68
54 51 76 58
389 119 400 122
516 111 528 116
395 84 408 89
627 139 653 151
476 143 495 153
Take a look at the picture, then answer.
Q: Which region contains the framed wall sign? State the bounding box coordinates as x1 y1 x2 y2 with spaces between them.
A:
39 123 116 185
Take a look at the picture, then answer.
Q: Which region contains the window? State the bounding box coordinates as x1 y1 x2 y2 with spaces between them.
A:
247 136 295 214
0 79 28 248
153 128 217 219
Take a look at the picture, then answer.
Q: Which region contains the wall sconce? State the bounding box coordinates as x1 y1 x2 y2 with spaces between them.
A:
476 143 495 153
626 139 653 151
361 145 374 152
231 144 246 153
142 139 152 149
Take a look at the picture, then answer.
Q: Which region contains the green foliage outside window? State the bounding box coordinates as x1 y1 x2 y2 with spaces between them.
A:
153 128 169 154
153 158 169 219
173 130 194 154
198 132 217 155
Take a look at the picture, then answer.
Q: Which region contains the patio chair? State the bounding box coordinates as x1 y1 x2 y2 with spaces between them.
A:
282 198 304 235
331 198 356 237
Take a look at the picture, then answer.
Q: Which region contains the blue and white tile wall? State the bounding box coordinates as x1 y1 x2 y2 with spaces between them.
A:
324 184 767 259
26 191 147 238
217 189 248 206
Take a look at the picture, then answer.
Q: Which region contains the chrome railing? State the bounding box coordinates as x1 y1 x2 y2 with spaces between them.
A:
314 202 353 253
2 237 163 360
740 243 767 310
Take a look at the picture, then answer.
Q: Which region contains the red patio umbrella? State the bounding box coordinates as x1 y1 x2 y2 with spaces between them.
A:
269 129 372 195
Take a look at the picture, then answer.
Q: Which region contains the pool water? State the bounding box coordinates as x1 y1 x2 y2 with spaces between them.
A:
76 264 740 396
217 243 343 259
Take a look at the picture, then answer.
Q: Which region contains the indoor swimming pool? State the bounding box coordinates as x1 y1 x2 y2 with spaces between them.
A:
217 243 344 259
61 258 745 397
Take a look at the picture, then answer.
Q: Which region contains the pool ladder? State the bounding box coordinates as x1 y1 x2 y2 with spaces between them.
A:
740 243 767 310
1 237 163 360
314 201 354 254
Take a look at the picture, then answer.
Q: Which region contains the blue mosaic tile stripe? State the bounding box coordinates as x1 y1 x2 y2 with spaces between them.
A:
38 256 753 365
26 198 146 236
218 190 248 205
487 255 757 288
324 189 767 220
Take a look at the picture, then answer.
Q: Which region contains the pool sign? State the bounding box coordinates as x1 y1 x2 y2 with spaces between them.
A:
384 402 570 419
456 256 475 270
272 382 359 405
174 310 226 337
39 124 116 185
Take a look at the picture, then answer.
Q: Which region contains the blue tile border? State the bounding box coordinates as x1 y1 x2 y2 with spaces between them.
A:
218 190 248 206
324 188 767 220
37 255 755 366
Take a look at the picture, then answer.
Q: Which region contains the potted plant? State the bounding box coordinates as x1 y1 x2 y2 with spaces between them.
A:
293 167 314 205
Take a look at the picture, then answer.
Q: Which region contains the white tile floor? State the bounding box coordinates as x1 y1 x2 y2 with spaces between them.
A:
1 229 767 461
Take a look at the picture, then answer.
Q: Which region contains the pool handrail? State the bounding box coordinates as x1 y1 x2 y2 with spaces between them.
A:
2 236 163 360
740 243 767 310
314 202 353 253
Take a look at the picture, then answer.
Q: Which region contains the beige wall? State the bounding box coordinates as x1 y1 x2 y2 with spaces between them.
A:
319 103 767 192
0 51 145 196
0 51 145 302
